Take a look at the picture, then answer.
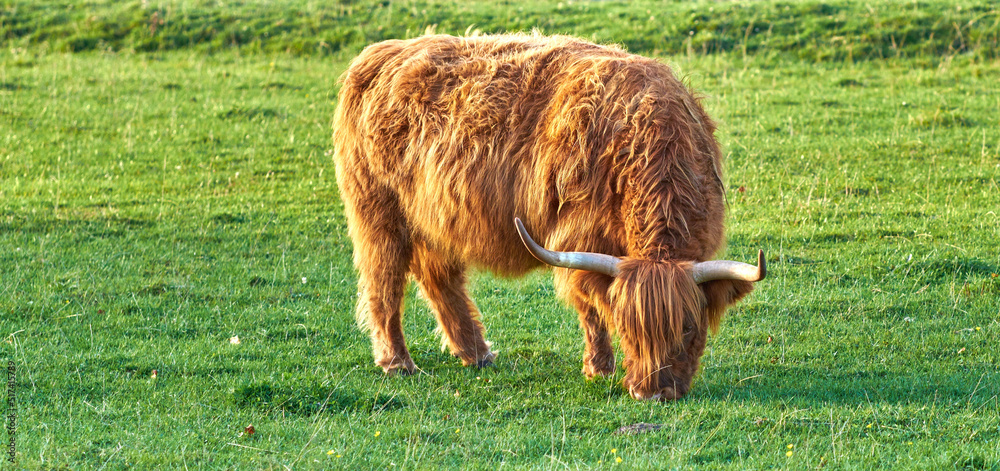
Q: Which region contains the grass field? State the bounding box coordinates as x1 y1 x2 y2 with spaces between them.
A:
2 0 999 469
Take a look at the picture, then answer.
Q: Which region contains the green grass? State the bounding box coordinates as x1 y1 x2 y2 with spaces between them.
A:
2 0 999 61
1 0 999 469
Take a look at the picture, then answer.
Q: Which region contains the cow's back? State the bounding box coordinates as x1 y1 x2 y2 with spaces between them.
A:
333 33 725 274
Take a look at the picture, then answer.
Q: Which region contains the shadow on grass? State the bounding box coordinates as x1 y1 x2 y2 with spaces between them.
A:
233 382 406 416
0 216 154 237
697 364 998 407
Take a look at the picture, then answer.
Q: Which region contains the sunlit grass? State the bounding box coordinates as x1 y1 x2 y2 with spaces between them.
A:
2 0 998 61
1 5 999 469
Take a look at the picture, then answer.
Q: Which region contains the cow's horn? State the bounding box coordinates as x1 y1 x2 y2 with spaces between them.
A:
691 250 767 283
514 218 622 277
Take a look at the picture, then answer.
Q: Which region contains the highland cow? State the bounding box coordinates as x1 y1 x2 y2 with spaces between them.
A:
333 33 765 400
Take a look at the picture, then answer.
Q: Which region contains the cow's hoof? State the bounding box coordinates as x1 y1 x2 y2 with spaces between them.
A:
582 357 615 378
380 359 416 376
474 350 497 368
629 386 680 402
456 349 496 367
583 366 614 379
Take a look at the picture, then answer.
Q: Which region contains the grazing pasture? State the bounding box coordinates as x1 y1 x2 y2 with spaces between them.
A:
1 0 998 468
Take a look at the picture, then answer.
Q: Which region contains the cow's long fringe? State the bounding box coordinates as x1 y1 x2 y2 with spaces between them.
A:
608 258 704 394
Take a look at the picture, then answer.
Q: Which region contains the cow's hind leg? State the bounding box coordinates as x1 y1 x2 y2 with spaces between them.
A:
342 184 415 375
410 245 495 367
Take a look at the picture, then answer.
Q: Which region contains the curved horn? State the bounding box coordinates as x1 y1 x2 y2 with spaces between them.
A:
514 218 622 277
691 250 767 283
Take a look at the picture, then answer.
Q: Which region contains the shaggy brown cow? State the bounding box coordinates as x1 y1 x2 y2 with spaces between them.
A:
333 33 765 401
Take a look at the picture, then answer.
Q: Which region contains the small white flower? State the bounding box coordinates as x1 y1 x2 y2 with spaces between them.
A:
230 335 241 345
302 277 308 284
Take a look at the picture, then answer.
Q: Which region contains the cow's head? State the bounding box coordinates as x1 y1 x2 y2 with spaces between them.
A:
514 218 765 400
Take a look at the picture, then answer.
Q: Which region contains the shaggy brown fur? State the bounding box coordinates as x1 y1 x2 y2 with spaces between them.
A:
333 33 754 400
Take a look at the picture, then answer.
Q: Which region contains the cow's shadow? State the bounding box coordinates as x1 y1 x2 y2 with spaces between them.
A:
693 363 996 407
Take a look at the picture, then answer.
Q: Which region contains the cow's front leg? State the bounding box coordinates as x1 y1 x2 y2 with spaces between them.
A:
557 269 616 378
571 299 615 378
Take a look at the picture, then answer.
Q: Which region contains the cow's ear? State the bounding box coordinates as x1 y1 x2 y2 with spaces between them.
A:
699 280 754 332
